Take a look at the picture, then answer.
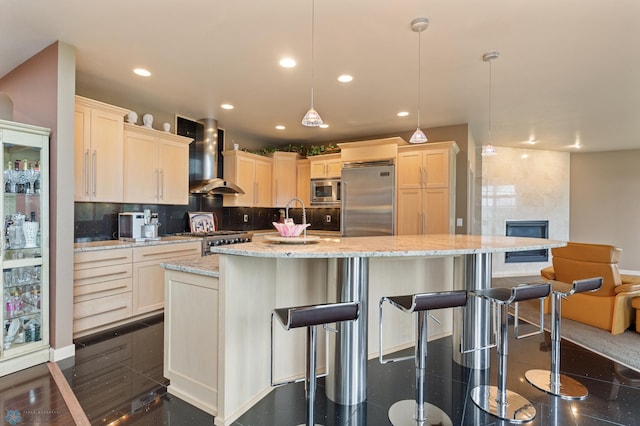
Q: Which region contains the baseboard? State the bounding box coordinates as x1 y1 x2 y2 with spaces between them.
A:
49 344 75 362
620 269 640 277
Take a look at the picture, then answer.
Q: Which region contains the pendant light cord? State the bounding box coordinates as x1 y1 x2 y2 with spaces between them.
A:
310 0 315 109
488 57 493 143
417 28 422 128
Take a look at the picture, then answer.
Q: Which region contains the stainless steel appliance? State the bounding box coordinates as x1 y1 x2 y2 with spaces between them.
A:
178 117 244 195
118 212 146 240
310 178 341 206
174 230 253 256
340 160 395 236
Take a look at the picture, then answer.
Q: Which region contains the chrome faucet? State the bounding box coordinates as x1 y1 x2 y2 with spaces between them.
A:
285 197 307 240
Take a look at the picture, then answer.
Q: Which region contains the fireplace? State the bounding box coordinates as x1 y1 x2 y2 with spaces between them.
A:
505 220 549 263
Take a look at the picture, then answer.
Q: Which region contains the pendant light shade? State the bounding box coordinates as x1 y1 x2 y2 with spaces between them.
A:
302 0 323 127
481 51 500 156
409 17 429 144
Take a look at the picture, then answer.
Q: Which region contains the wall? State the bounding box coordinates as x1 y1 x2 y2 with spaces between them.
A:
480 147 570 276
0 42 76 358
570 150 640 271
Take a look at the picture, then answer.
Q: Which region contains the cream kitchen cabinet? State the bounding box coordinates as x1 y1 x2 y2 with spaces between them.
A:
222 150 272 207
123 123 192 205
132 242 201 316
73 248 134 336
272 152 299 207
73 241 200 337
309 153 341 179
296 158 311 207
1 120 50 377
397 142 458 235
74 96 128 202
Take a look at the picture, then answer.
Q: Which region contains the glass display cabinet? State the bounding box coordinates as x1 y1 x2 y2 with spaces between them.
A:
0 119 49 376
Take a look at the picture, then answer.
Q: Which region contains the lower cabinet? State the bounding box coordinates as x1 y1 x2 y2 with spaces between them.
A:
73 242 201 336
132 242 201 316
73 248 134 335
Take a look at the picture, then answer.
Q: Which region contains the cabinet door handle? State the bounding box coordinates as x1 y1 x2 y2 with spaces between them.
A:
84 149 90 197
254 181 258 204
92 150 97 197
155 169 159 199
159 169 164 200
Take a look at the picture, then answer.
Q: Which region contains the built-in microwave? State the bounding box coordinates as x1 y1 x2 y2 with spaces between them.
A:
310 178 341 206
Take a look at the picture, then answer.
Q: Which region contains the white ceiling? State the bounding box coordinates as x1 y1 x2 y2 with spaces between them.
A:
1 0 639 152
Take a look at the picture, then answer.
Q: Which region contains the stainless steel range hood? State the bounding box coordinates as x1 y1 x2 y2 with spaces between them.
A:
187 118 244 195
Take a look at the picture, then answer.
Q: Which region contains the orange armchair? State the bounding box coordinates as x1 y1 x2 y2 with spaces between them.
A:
540 242 640 334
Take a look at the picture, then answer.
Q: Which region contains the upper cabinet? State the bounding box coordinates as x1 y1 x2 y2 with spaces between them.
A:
272 152 299 207
296 158 311 207
309 153 341 179
223 150 273 207
74 96 128 202
397 142 459 235
123 124 192 205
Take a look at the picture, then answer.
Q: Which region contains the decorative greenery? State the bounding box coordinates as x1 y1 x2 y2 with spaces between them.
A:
242 143 339 157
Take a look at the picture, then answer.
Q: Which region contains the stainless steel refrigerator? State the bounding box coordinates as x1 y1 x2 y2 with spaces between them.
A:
340 160 395 236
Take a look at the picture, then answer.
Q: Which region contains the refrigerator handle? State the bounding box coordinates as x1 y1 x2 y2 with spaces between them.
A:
340 181 346 236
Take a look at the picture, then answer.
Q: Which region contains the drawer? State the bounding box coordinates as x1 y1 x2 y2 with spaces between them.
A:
75 247 133 270
74 292 132 334
133 241 201 263
74 276 133 302
74 262 133 286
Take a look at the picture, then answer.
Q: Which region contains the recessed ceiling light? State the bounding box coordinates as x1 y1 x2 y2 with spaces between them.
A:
275 125 286 130
221 104 234 110
337 74 353 83
397 111 409 117
521 154 529 159
319 123 329 128
133 68 151 77
279 58 296 68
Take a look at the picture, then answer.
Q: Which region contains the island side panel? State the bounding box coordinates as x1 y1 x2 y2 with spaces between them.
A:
164 270 219 415
217 255 332 425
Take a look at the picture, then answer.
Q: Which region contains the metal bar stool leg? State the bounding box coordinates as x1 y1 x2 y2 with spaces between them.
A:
470 283 550 423
380 291 467 426
306 325 318 426
271 301 360 426
526 277 602 400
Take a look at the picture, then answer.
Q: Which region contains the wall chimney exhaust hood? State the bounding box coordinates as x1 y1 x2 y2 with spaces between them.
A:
184 117 244 195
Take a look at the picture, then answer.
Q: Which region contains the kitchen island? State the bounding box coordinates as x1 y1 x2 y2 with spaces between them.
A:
161 234 564 426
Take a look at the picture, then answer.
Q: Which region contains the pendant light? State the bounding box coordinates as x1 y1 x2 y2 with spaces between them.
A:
481 51 500 156
301 0 323 127
409 17 429 144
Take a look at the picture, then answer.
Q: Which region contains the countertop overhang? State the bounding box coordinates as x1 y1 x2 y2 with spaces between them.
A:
74 235 201 252
208 234 566 259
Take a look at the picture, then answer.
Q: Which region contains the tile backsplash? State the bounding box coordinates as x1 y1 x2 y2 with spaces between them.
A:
74 196 340 241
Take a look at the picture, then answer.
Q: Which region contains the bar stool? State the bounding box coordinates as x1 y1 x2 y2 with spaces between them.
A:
271 301 359 426
379 290 467 426
525 277 603 399
470 283 551 423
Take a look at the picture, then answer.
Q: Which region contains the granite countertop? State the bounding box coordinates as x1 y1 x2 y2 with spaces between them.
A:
208 234 566 259
74 235 201 252
161 255 220 277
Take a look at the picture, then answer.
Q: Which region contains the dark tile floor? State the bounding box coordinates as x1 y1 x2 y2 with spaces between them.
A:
56 310 640 425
